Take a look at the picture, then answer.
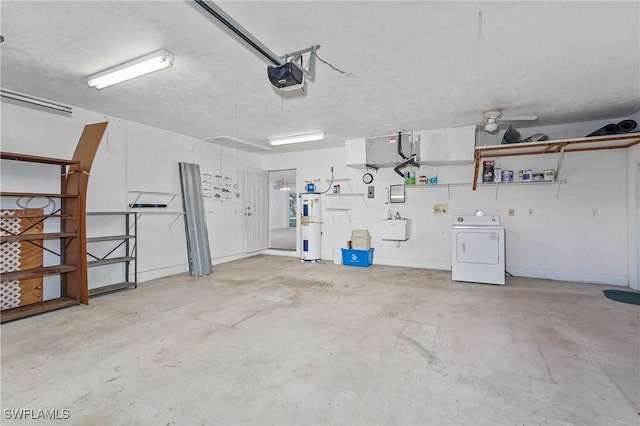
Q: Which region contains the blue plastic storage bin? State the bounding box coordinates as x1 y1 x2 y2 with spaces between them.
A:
341 248 374 267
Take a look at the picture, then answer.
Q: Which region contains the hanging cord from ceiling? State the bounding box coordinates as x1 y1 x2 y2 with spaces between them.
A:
282 48 352 78
477 11 485 102
315 54 353 77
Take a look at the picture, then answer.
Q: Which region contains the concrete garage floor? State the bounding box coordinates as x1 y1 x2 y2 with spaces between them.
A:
2 255 639 425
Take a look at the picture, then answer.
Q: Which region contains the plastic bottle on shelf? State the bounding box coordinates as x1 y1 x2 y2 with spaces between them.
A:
494 165 502 183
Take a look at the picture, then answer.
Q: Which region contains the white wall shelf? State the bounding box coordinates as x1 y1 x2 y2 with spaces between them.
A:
325 207 352 222
405 183 471 189
127 190 184 227
324 178 368 222
128 190 178 206
404 179 568 199
476 179 566 186
479 179 567 199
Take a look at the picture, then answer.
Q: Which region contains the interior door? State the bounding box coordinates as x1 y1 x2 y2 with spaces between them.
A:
245 167 269 253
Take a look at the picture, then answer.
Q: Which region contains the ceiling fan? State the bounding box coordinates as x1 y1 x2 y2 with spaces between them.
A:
476 109 538 133
274 179 292 191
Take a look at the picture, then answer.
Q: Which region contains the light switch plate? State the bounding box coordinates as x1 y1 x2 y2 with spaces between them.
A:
368 186 375 198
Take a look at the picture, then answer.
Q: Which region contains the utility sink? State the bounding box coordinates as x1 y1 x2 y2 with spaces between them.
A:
381 218 411 241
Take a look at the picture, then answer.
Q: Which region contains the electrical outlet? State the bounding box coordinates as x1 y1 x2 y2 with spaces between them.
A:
368 186 375 199
528 208 534 216
433 203 448 215
508 208 515 216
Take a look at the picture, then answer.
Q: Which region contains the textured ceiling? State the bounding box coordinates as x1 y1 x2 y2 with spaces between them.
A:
1 1 639 154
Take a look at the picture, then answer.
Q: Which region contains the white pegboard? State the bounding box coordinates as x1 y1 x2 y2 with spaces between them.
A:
1 280 21 310
1 211 23 310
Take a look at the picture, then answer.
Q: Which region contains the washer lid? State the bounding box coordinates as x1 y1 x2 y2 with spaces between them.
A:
452 215 501 226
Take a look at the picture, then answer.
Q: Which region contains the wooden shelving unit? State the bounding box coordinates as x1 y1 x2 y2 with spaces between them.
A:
1 122 108 323
472 133 640 190
1 152 82 323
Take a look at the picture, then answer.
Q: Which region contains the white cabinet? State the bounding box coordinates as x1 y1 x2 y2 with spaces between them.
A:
418 125 476 165
344 138 367 169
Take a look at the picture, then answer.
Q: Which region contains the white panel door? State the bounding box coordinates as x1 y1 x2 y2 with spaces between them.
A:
245 167 269 253
455 231 500 264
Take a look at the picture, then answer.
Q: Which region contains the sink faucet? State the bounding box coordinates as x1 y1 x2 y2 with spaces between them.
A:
395 211 401 219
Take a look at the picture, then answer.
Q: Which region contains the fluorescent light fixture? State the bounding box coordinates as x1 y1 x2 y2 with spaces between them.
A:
87 49 174 89
0 88 72 113
269 132 326 146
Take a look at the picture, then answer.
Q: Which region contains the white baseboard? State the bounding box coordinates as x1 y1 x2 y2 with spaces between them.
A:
138 264 189 283
371 256 451 271
137 253 262 283
263 249 299 257
506 267 628 286
212 252 262 266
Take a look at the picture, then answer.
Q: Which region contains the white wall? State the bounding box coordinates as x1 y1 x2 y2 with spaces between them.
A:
1 101 261 293
263 115 640 286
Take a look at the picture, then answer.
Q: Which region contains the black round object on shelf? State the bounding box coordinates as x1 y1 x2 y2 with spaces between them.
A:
616 120 637 134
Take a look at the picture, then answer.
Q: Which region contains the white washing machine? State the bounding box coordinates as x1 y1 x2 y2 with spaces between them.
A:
451 215 505 285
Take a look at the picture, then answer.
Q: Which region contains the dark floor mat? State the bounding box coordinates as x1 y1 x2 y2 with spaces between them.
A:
603 290 640 305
